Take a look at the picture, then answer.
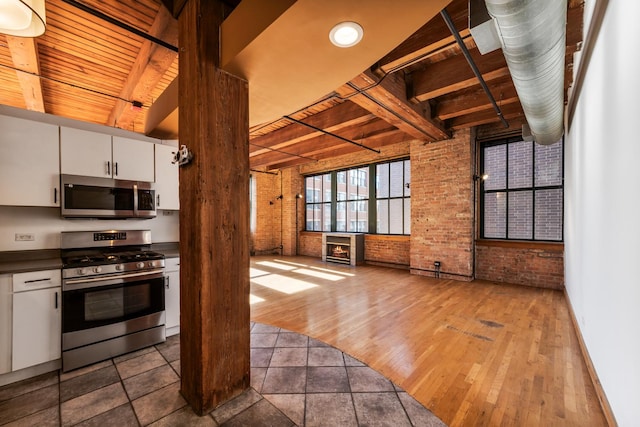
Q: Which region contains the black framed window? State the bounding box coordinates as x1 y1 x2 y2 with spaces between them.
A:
305 173 332 231
304 158 410 235
481 137 563 241
376 159 411 234
336 168 369 232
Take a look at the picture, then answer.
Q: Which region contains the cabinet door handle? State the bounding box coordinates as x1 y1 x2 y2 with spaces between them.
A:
54 187 57 204
165 276 170 289
114 162 118 176
55 291 58 309
24 278 52 284
106 161 111 176
157 194 160 207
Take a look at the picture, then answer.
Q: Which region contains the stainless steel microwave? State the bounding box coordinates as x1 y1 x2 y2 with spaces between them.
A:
61 174 156 218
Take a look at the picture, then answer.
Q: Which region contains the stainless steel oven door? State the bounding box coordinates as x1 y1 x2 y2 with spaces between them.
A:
62 270 165 351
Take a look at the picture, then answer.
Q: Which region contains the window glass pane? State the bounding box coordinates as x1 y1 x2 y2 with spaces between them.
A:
484 192 506 238
390 161 404 197
389 199 403 234
404 160 411 197
336 208 346 231
351 167 366 197
377 200 389 233
404 198 411 234
358 195 369 232
508 141 533 189
377 163 389 198
508 191 533 239
535 189 563 240
483 145 506 191
305 177 315 202
322 174 332 202
347 202 357 232
323 204 332 232
535 140 563 186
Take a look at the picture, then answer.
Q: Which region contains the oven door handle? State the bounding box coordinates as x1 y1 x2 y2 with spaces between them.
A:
63 270 165 291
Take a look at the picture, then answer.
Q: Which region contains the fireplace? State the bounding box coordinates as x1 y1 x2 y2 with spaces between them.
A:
322 233 364 266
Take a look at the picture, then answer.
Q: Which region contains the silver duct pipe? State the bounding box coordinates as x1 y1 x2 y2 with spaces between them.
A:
484 0 567 145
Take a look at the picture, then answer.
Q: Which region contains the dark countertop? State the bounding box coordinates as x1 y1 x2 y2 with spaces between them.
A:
0 242 180 275
0 249 62 274
151 242 179 258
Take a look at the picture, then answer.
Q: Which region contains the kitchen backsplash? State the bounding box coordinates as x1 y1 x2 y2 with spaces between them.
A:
0 206 179 251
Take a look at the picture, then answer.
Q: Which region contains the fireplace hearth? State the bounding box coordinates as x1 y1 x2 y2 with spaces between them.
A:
322 233 365 266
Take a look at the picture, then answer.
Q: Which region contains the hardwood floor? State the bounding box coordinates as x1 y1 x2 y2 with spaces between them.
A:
249 256 607 426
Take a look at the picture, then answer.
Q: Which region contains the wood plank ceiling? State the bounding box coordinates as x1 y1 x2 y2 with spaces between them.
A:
0 0 583 171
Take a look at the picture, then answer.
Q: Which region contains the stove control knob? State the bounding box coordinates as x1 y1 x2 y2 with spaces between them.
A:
136 262 145 269
148 261 154 267
93 266 102 273
115 264 124 271
78 268 87 275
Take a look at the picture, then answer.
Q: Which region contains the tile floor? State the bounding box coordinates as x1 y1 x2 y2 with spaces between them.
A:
0 322 446 426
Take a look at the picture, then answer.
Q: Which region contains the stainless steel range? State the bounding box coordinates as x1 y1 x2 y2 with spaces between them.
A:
61 230 166 372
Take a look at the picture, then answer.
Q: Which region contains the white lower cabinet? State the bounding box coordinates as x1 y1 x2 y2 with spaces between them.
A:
165 258 180 336
11 270 61 371
0 274 11 374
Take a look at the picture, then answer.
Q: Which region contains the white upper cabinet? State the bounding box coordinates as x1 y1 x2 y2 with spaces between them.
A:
154 143 179 210
60 127 113 178
112 137 155 182
0 115 60 207
61 128 155 182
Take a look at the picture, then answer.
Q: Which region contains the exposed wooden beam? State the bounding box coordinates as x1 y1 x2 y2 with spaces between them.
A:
447 102 524 130
265 129 408 170
410 48 509 102
337 69 449 142
435 77 519 120
249 101 373 156
6 36 45 112
251 119 402 169
107 6 178 129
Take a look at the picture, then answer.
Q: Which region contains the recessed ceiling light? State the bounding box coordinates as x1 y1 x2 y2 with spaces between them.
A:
329 21 364 48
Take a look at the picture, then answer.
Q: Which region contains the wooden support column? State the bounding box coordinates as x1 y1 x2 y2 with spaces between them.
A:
176 0 250 415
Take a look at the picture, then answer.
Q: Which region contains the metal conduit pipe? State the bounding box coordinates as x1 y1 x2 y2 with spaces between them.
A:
484 0 567 145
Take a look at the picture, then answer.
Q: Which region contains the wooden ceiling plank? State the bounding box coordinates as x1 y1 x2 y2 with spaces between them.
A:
5 36 45 112
107 5 178 128
249 101 373 153
435 77 519 120
336 69 449 142
377 0 468 72
260 129 408 170
447 102 524 130
410 48 509 102
251 120 400 167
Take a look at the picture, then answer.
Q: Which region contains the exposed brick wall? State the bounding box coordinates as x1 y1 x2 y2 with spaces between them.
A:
409 129 474 280
364 235 409 267
250 172 282 254
475 242 564 289
280 168 304 256
298 232 322 258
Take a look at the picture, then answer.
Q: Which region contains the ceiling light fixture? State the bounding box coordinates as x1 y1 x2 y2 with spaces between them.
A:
0 0 46 37
329 21 363 48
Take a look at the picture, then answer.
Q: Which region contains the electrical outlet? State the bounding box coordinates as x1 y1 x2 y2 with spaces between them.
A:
15 233 35 242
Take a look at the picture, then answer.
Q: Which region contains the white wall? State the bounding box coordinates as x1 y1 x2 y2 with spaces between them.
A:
564 1 640 425
0 206 179 251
